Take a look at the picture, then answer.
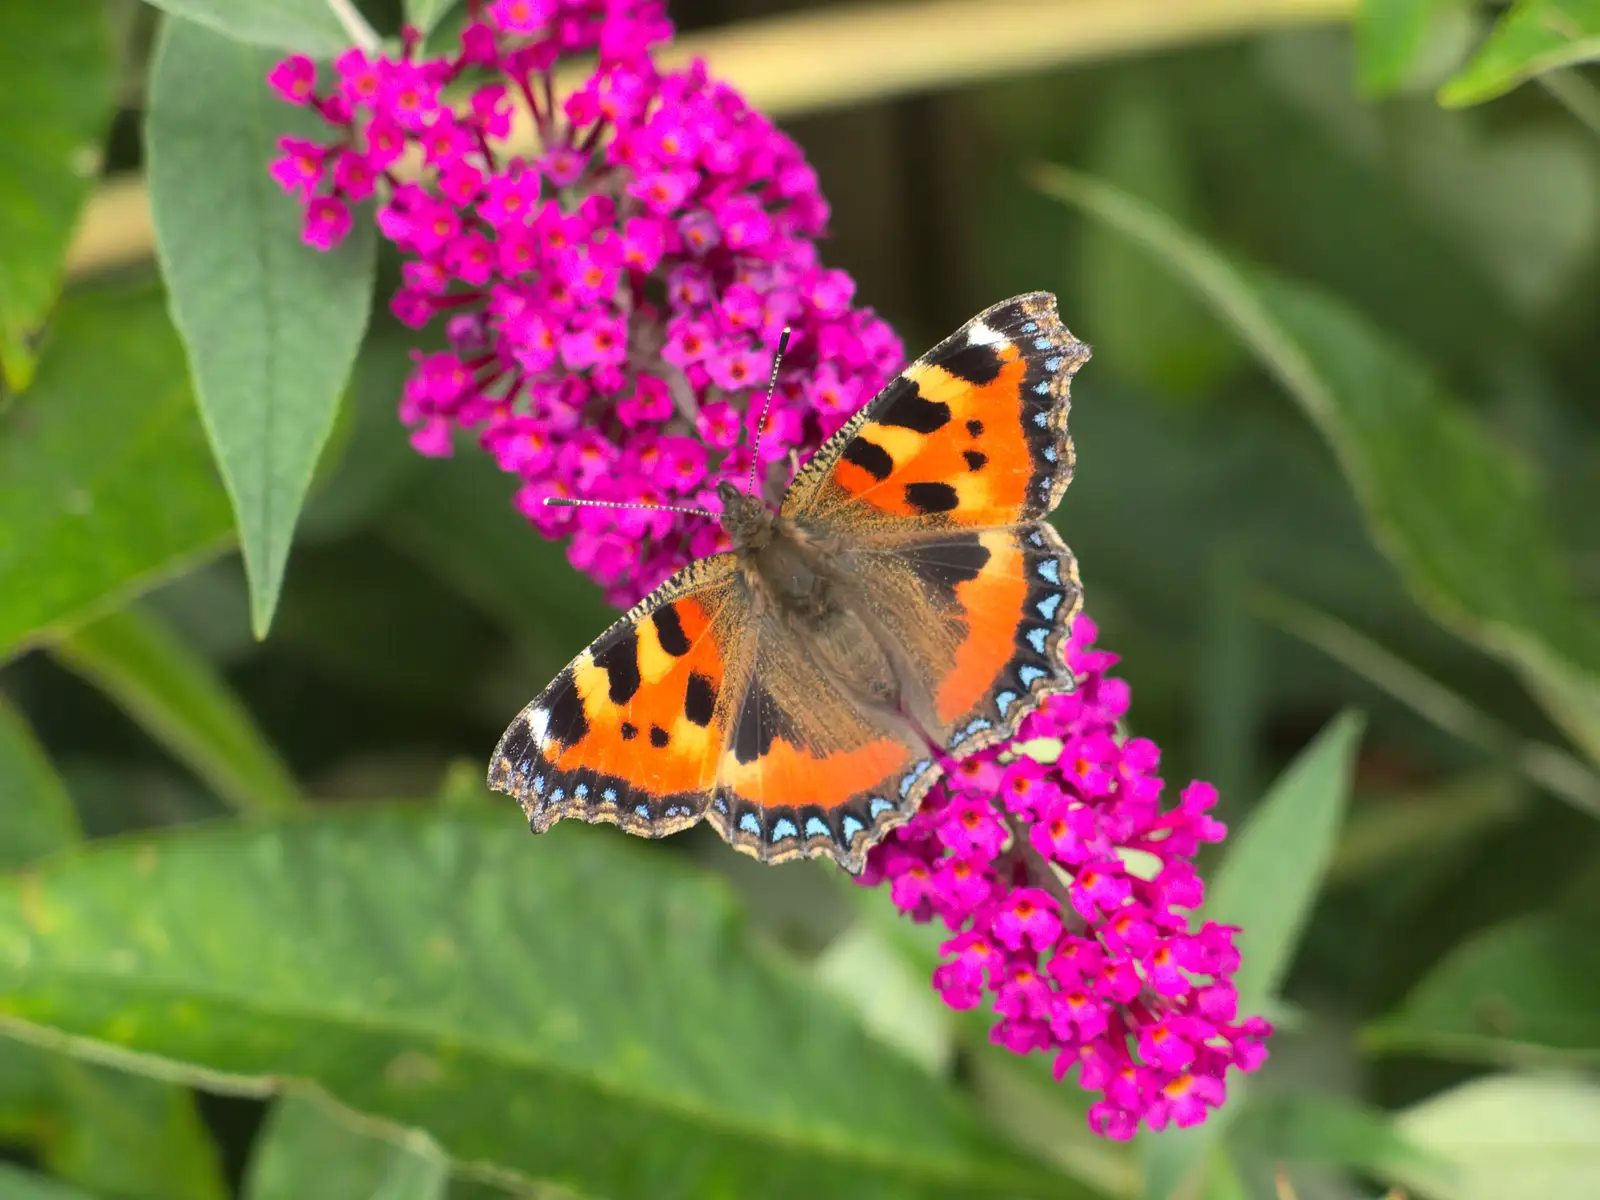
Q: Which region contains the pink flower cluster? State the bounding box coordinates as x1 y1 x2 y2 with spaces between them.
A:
268 0 902 605
861 617 1272 1139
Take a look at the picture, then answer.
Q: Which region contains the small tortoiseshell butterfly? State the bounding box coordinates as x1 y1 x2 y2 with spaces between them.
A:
488 292 1089 873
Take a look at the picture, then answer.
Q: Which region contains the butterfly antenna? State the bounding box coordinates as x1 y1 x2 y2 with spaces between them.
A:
544 497 718 518
747 327 792 496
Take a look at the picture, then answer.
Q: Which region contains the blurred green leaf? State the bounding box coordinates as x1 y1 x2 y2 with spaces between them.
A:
382 454 609 672
0 718 226 1200
1209 710 1364 1013
0 0 113 392
139 0 351 55
0 1163 104 1200
1229 1092 1450 1190
1260 31 1598 318
1197 1146 1248 1200
812 921 953 1077
1033 165 1600 795
1254 590 1600 815
148 17 377 638
0 696 81 869
0 807 1092 1199
0 285 234 663
0 1041 228 1200
1536 65 1600 134
245 1092 448 1200
1328 771 1525 885
1366 916 1600 1064
1521 660 1600 772
1442 0 1600 106
1356 0 1471 94
1079 79 1239 399
1402 121 1598 318
50 606 300 818
404 0 457 37
1394 1073 1600 1198
1143 711 1363 1200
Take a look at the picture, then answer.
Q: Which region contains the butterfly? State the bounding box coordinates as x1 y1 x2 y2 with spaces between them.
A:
487 292 1090 873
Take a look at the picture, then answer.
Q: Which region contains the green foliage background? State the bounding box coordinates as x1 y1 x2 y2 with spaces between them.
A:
2 0 1598 1197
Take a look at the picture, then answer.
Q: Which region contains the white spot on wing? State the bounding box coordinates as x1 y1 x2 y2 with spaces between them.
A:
965 319 1004 346
527 706 551 747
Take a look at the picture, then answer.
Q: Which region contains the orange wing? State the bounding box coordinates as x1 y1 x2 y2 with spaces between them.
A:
781 292 1087 535
486 552 935 874
849 523 1083 759
704 608 938 874
488 554 750 839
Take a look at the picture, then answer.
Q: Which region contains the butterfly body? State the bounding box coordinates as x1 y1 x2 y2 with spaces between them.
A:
490 293 1090 873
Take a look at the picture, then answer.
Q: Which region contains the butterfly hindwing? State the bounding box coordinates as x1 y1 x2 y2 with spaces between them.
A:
706 608 940 873
488 554 751 838
781 292 1086 532
849 522 1082 756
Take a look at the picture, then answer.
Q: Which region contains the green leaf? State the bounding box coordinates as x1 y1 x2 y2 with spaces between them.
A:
296 312 424 544
1208 710 1364 1013
0 1163 104 1200
1520 659 1600 773
1078 79 1240 400
1328 771 1525 885
1032 165 1600 797
1365 916 1600 1065
0 808 1088 1199
139 0 353 56
812 921 953 1077
0 1039 228 1200
0 697 81 870
1356 0 1472 94
0 731 227 1200
49 606 300 818
148 16 378 638
381 454 610 674
1142 711 1364 1200
1229 1092 1450 1189
0 0 114 391
0 285 234 664
404 0 459 38
1394 1073 1600 1198
245 1092 448 1200
1197 1146 1248 1200
1252 590 1600 816
1442 0 1600 106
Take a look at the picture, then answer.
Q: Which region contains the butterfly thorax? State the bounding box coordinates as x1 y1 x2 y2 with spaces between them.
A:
717 481 776 551
718 480 839 621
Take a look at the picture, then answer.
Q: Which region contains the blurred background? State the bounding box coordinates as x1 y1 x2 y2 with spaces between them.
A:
2 1 1598 1198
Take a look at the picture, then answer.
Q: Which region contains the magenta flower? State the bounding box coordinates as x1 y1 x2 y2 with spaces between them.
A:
267 1 901 606
859 616 1272 1139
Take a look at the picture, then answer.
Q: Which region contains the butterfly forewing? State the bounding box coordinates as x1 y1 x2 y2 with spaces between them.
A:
781 292 1086 533
489 554 753 837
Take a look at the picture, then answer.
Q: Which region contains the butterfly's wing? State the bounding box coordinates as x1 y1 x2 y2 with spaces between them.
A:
784 292 1088 758
704 605 937 874
488 554 751 838
488 552 933 872
781 292 1086 533
847 522 1083 758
